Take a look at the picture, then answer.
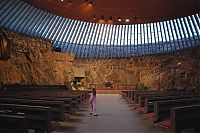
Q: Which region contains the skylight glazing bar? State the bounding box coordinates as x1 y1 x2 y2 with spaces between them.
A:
101 24 109 59
33 12 49 38
57 19 69 45
140 24 143 56
75 22 87 58
61 19 73 44
176 19 187 48
179 18 190 48
52 18 65 43
86 23 96 58
19 8 37 34
45 16 59 39
162 21 170 51
154 23 161 53
49 17 63 40
65 20 78 52
171 20 181 50
35 13 54 38
151 23 157 54
157 22 164 53
11 5 30 32
168 20 177 51
116 25 120 59
182 17 193 47
185 17 197 45
190 15 200 40
2 1 24 29
72 22 85 54
68 21 82 52
105 24 112 59
109 25 114 59
124 25 128 58
88 23 98 59
79 22 90 59
92 24 102 59
0 0 20 24
41 15 56 38
120 25 124 58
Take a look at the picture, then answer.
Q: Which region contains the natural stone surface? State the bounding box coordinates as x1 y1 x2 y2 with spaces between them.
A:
74 47 200 91
0 30 75 85
0 29 199 90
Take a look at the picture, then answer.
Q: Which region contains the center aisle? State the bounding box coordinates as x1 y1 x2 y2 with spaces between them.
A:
55 94 171 133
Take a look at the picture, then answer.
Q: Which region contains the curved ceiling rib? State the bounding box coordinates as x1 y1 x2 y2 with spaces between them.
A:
0 0 200 59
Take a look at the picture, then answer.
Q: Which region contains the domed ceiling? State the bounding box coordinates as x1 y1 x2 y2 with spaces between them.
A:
0 0 199 59
23 0 200 24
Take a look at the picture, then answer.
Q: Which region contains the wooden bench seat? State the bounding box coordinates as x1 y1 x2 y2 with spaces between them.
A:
144 95 200 113
0 98 65 121
0 103 52 133
154 98 200 123
0 114 28 133
171 105 200 133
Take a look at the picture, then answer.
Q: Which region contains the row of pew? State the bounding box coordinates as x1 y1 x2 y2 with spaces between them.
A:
0 84 90 133
121 90 200 133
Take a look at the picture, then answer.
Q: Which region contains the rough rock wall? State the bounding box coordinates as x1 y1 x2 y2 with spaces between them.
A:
74 46 200 90
0 30 74 84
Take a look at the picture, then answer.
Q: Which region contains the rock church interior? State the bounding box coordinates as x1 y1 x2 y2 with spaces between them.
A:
0 0 199 133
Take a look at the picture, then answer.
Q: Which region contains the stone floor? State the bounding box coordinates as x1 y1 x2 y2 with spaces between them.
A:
52 94 195 133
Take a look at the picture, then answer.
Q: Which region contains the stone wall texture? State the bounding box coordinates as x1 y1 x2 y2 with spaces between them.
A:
74 47 200 90
0 30 74 85
0 29 199 90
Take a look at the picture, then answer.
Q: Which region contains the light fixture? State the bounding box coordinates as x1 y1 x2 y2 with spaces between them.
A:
125 19 130 22
61 0 64 2
68 0 72 4
118 17 122 22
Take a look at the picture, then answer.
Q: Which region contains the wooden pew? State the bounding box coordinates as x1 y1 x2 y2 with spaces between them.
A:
138 91 195 107
171 105 200 133
0 114 28 133
0 98 65 121
3 84 68 90
144 94 200 113
0 103 52 133
154 98 200 123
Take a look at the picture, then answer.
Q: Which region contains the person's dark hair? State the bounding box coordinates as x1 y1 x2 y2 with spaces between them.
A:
92 88 96 96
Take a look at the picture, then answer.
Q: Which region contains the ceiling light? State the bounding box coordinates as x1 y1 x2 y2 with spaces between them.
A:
61 0 64 2
125 19 130 22
68 1 72 4
118 17 122 22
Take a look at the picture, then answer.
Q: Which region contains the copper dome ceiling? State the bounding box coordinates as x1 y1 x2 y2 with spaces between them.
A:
23 0 200 24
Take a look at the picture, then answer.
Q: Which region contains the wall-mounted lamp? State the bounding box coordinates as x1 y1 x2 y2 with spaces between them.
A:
118 17 122 22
